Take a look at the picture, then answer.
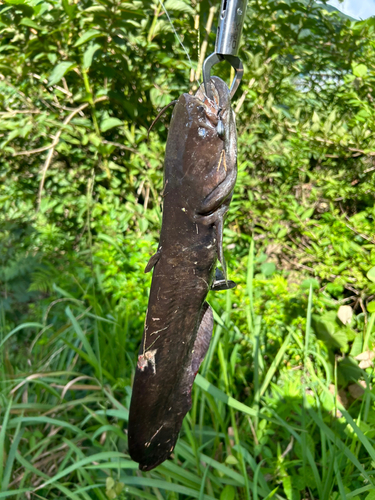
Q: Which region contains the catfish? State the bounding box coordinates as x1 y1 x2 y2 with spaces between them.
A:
128 76 237 471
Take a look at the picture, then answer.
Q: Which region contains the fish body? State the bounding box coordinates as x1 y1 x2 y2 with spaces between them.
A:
128 77 237 471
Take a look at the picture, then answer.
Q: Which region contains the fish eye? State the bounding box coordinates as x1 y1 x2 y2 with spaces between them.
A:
217 120 225 140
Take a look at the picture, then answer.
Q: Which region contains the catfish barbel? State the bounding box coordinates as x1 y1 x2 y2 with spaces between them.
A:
128 76 237 471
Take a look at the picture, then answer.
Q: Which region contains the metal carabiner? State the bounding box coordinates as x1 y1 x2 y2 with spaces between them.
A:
203 0 248 100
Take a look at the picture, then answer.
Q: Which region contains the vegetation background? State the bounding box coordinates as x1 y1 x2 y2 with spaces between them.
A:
1 0 375 498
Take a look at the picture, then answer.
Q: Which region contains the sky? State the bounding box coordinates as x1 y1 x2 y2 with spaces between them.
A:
327 0 375 19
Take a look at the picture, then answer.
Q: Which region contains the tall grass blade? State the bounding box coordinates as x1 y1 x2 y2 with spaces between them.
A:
307 405 373 485
259 330 292 397
119 476 217 499
0 398 12 485
334 455 348 500
65 306 98 366
1 425 24 492
15 452 82 500
0 490 32 499
198 465 209 500
364 312 375 352
262 488 279 500
246 238 255 330
35 451 128 489
0 323 43 350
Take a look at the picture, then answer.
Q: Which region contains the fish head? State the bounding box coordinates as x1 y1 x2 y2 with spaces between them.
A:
195 75 233 138
164 77 237 208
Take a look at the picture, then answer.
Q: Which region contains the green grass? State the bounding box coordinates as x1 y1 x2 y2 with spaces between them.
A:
1 243 375 500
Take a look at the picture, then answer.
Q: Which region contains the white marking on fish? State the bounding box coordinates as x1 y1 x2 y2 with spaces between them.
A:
150 325 169 336
137 349 157 374
146 424 164 446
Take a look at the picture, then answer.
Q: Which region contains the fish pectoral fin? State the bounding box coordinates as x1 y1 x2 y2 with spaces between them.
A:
211 268 236 291
144 249 161 273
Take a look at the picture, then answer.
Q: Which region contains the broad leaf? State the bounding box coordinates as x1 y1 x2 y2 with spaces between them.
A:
48 61 76 86
367 266 375 283
74 29 105 47
353 63 368 78
19 18 40 30
163 0 195 15
83 43 101 69
100 117 123 132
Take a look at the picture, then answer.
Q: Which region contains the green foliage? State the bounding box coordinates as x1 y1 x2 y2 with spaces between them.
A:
1 0 375 498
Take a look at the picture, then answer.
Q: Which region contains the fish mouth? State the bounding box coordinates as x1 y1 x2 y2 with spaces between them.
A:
195 76 231 115
193 76 231 134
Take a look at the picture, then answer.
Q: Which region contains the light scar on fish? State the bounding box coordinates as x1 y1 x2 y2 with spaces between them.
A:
216 149 227 172
138 347 158 374
150 325 169 336
142 314 149 355
138 313 166 373
161 179 169 198
145 424 164 447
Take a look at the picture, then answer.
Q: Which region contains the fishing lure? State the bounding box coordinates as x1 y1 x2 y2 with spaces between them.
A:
128 76 237 471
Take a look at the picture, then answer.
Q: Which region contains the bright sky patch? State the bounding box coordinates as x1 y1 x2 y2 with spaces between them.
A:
327 0 375 19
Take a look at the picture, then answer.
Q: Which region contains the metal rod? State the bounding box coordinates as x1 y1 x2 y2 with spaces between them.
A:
202 0 248 100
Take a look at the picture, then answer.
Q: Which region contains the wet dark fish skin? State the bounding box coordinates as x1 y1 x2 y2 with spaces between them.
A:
128 77 237 471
